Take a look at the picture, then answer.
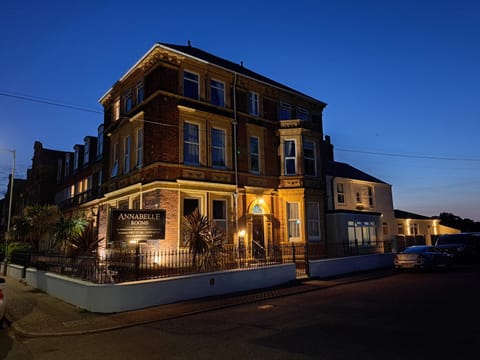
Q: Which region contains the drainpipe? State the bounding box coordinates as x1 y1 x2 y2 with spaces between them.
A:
233 72 239 243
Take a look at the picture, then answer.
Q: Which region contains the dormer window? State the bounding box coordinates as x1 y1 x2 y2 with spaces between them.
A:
73 146 80 171
83 138 90 166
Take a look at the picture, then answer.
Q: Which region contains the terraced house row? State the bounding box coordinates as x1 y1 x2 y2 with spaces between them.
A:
0 42 460 257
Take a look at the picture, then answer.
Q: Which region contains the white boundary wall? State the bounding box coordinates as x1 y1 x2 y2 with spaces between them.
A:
25 263 296 313
309 253 394 278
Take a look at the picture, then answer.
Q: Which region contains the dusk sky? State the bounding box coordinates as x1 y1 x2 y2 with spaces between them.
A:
1 0 479 221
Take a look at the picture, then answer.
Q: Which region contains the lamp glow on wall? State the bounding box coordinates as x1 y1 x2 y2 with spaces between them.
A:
1 148 15 273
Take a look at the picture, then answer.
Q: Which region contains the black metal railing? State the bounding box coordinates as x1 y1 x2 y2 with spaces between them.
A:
8 240 393 284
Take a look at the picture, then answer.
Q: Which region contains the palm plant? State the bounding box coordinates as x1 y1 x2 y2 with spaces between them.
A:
68 219 103 256
183 208 226 271
183 208 210 269
53 217 88 254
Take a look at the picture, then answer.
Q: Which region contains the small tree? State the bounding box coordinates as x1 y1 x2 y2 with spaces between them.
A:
183 208 226 271
183 208 210 269
53 217 89 254
68 219 103 257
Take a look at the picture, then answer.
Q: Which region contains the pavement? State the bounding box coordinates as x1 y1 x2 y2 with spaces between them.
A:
2 268 395 338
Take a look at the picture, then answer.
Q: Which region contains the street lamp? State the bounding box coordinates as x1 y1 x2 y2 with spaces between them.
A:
1 148 15 274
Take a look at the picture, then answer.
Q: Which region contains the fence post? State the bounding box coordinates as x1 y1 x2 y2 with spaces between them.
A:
292 243 296 264
135 246 140 281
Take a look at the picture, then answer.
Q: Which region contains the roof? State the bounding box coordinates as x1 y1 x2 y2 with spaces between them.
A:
326 161 387 184
394 209 433 220
100 42 327 105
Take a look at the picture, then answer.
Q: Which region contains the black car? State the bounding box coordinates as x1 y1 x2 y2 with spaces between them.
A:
435 233 480 263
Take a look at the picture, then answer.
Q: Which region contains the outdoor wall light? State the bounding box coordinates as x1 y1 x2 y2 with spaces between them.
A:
239 230 246 238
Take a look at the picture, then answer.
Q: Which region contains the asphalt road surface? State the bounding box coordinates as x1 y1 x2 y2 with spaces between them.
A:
2 266 479 359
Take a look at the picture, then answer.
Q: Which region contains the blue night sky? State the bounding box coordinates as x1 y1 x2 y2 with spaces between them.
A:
1 0 479 221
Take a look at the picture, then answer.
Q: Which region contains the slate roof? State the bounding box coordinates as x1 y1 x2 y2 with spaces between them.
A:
394 209 433 220
158 42 325 104
326 161 387 184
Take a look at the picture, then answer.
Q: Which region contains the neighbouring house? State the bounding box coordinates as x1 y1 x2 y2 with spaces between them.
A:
325 158 395 255
393 209 460 249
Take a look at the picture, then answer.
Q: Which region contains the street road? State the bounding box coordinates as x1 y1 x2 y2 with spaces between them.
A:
2 266 479 359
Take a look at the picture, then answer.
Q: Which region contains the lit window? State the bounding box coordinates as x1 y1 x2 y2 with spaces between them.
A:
184 71 199 100
279 102 291 120
211 128 225 168
136 128 143 168
347 221 377 246
284 140 296 175
113 99 120 121
249 137 259 173
248 91 259 116
210 80 225 107
287 202 300 241
184 122 199 165
303 140 316 176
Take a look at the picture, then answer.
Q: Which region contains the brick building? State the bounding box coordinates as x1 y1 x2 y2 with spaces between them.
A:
89 42 330 254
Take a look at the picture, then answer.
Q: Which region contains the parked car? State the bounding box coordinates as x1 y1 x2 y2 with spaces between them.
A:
394 245 453 271
0 277 5 328
435 233 480 263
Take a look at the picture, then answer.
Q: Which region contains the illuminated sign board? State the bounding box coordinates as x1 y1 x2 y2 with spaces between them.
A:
111 209 166 242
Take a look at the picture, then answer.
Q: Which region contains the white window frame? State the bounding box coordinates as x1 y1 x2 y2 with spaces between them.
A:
211 128 226 168
248 91 259 116
287 202 301 241
184 70 199 100
284 140 296 175
183 122 200 165
210 79 225 107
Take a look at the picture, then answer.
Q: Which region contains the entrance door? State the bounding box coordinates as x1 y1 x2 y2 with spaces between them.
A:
252 215 265 259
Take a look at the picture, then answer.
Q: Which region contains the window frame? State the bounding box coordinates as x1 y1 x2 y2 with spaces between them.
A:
83 138 90 166
337 183 345 204
249 136 260 174
211 127 226 168
297 106 309 121
183 70 200 100
136 127 143 168
248 91 259 116
123 135 131 174
307 202 321 241
136 81 144 104
111 143 119 178
183 122 200 165
212 199 227 234
97 125 104 159
284 139 297 176
303 140 316 176
287 202 301 241
210 79 225 107
279 102 292 120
